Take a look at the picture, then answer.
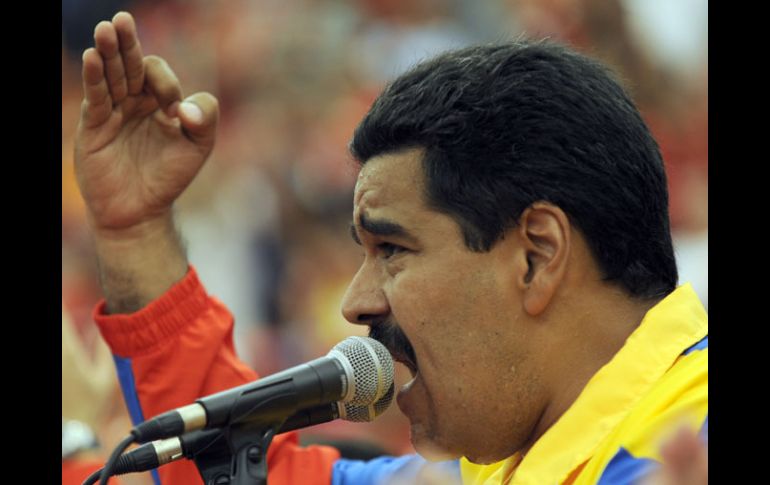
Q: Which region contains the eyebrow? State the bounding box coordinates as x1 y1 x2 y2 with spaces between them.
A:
350 213 418 245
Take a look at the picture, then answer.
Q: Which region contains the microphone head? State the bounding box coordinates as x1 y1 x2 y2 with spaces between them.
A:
328 336 394 406
337 382 395 422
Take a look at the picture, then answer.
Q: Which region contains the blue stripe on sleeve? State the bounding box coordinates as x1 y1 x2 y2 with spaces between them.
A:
113 355 162 485
597 447 659 485
332 455 460 485
683 336 708 356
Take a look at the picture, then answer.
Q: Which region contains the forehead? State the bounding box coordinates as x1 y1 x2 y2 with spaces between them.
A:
354 148 425 213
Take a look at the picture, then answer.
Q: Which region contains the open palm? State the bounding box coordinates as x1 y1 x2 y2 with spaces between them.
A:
75 12 218 231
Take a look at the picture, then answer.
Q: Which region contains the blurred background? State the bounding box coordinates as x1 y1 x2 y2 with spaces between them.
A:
62 0 707 483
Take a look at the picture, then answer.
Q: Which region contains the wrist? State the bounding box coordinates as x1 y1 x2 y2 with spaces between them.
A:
88 211 190 314
87 211 176 243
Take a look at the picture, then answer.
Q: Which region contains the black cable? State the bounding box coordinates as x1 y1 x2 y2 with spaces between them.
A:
99 434 136 485
81 468 103 485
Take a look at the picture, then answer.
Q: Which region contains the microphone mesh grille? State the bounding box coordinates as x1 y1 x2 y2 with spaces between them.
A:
374 383 394 416
330 336 395 406
340 402 373 422
339 382 395 422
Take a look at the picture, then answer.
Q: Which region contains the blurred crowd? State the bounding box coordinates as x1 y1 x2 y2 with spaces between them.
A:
61 0 707 483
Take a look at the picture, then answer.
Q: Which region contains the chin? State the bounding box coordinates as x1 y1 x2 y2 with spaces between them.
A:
410 428 462 462
461 453 505 465
414 439 505 465
413 441 460 462
414 433 511 465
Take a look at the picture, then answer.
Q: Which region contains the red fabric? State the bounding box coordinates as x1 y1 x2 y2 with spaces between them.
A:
94 266 340 485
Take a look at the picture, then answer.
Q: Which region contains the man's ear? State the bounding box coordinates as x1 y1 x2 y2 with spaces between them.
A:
515 202 571 316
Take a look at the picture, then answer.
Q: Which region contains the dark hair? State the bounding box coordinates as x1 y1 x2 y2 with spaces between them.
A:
349 41 677 299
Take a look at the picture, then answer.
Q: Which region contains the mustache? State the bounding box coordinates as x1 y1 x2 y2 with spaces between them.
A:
368 321 417 368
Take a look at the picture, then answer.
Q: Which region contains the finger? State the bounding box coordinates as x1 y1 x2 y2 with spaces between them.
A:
94 21 128 103
177 92 219 150
112 11 145 96
662 428 698 465
144 55 182 117
659 428 707 484
81 48 113 127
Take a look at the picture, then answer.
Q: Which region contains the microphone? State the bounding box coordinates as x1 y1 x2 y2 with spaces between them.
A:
111 384 395 475
131 336 394 444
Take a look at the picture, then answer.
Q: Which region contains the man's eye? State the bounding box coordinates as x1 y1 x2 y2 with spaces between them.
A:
378 242 405 259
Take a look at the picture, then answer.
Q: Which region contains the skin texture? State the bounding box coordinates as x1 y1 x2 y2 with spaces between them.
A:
343 148 656 464
74 12 218 313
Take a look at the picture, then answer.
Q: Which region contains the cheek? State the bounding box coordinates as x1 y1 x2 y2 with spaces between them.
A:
414 351 546 462
388 257 510 366
384 256 543 460
388 256 482 322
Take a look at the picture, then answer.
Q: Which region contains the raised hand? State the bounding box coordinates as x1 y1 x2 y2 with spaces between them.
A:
74 12 219 313
75 11 218 233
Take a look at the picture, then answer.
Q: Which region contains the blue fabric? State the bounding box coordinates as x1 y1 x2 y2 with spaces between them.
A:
700 415 708 446
332 454 460 485
113 355 145 425
597 447 659 485
113 355 162 485
682 336 708 356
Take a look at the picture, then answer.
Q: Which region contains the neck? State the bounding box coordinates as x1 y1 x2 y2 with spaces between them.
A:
520 285 660 456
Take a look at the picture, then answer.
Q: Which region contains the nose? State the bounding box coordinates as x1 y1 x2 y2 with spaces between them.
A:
341 262 390 325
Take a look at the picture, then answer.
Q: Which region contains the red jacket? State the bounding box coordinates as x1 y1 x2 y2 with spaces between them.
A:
94 266 340 485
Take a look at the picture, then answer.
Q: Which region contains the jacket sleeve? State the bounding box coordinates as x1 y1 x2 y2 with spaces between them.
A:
93 266 340 485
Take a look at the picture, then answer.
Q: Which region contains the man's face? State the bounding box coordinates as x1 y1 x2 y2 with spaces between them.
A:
342 148 548 463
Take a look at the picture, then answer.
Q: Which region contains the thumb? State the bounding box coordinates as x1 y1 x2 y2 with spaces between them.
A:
177 92 219 149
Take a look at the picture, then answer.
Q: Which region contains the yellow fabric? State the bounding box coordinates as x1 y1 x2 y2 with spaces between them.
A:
461 284 708 485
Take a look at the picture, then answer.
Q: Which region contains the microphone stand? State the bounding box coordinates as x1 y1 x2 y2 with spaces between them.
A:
190 432 233 485
228 424 278 485
192 383 297 485
190 423 279 485
191 403 340 484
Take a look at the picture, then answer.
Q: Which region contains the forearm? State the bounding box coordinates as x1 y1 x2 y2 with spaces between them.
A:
90 211 189 314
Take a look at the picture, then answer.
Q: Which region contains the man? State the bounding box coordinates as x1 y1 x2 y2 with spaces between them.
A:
74 11 707 485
